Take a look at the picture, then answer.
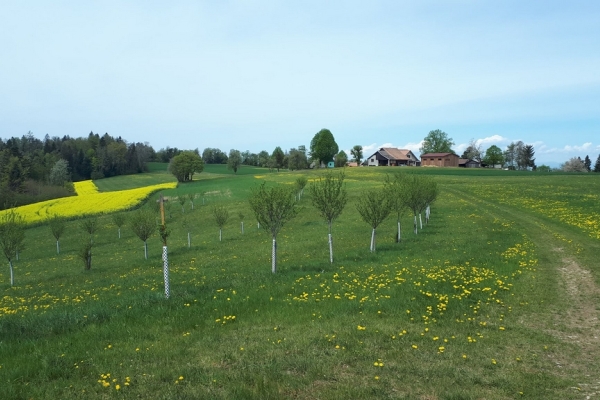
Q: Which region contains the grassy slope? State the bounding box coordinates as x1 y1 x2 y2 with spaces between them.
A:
1 167 599 399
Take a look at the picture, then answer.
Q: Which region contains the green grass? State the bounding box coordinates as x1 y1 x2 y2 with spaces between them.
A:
1 167 600 399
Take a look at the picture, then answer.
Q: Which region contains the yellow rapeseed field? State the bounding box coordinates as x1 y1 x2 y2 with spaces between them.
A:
0 180 177 224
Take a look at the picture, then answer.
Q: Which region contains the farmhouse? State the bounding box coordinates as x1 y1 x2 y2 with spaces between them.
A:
420 153 460 167
366 148 419 166
458 158 481 168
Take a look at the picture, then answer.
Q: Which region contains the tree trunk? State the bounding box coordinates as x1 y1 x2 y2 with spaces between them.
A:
370 228 376 252
9 260 14 286
414 215 418 234
144 241 148 259
219 228 222 242
419 214 423 230
118 227 121 239
329 233 333 264
397 221 401 243
191 202 194 210
187 232 191 248
241 221 244 234
162 246 170 299
272 238 277 274
57 240 60 254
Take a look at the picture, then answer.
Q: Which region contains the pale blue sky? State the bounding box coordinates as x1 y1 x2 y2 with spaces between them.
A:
2 1 599 165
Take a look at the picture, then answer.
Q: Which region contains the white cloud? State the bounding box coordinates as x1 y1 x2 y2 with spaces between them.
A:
475 135 508 148
538 142 595 154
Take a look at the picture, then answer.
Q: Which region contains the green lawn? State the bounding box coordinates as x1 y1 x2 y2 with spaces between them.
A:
1 167 599 399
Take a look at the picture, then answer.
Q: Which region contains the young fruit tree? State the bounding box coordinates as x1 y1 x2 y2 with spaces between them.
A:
248 182 297 273
403 175 437 233
80 217 98 244
295 176 308 200
130 208 157 259
422 178 439 225
212 204 229 241
78 240 93 270
309 171 348 263
384 173 409 243
112 213 126 239
187 193 196 210
47 214 66 254
178 196 186 213
239 212 245 234
0 209 26 286
356 187 392 252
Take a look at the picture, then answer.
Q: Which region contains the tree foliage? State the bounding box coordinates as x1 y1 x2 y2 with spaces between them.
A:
227 149 243 174
287 147 308 171
130 208 157 259
584 155 592 172
168 151 204 182
419 129 455 154
594 155 600 173
48 159 71 186
310 129 339 165
248 182 297 273
309 171 347 234
0 209 26 286
561 157 588 172
483 145 504 167
356 187 391 252
271 147 285 172
212 204 229 241
350 145 363 165
334 150 348 168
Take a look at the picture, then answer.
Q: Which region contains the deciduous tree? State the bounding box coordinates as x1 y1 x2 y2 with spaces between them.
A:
334 150 348 168
419 129 455 154
248 182 297 273
310 129 339 166
227 149 243 174
356 187 391 252
130 208 156 259
483 145 504 167
47 214 66 253
0 209 25 286
350 145 363 165
168 151 204 182
309 171 348 263
212 204 229 241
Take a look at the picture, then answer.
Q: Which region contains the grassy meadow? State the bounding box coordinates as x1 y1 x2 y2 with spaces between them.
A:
1 165 599 399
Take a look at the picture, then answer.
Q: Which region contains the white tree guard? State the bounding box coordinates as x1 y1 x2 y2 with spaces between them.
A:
419 214 423 230
144 241 148 260
241 221 244 234
187 232 191 248
370 229 376 252
328 234 333 263
271 239 277 274
398 222 401 242
219 228 222 242
414 215 418 234
9 261 14 286
163 246 170 299
57 240 60 255
118 228 121 239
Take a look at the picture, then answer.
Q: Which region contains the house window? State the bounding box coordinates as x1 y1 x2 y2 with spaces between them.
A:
371 158 374 162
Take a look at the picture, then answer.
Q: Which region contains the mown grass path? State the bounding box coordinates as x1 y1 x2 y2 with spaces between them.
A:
445 184 600 398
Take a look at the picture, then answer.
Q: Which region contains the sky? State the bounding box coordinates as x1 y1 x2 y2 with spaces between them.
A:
1 1 599 166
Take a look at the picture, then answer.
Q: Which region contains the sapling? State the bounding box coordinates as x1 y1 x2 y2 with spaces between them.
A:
0 209 25 286
384 173 409 243
239 212 245 234
80 217 98 244
356 187 391 252
309 171 347 263
130 208 156 259
47 214 66 254
187 193 196 210
178 196 186 213
248 182 297 273
295 176 308 200
112 213 126 239
212 204 229 241
78 240 93 270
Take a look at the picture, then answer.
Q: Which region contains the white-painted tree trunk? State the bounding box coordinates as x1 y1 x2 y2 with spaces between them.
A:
9 260 14 286
187 232 191 248
272 238 277 273
219 228 222 242
370 228 376 252
162 246 170 299
328 233 333 263
144 241 148 259
414 215 418 234
419 214 423 230
241 221 244 234
56 240 60 254
398 221 401 242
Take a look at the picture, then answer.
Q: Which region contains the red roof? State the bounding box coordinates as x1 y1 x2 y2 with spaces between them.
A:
421 153 457 157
